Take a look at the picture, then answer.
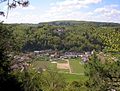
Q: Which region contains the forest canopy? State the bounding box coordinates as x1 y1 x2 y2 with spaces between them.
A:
6 21 120 53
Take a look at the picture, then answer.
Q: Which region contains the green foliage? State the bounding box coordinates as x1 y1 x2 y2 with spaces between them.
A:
15 68 42 91
15 67 66 91
40 70 66 91
85 53 120 91
6 21 119 53
66 81 83 91
0 21 120 91
0 24 11 74
99 28 120 52
0 24 22 91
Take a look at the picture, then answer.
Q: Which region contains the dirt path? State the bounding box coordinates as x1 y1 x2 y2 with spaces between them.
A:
52 59 85 75
65 59 72 74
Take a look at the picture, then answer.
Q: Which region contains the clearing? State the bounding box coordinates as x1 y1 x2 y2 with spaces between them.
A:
32 58 87 82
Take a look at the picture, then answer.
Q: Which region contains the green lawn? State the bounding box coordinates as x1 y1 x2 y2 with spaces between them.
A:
32 58 87 83
62 73 88 91
69 58 85 74
62 73 87 83
58 69 70 73
32 61 56 70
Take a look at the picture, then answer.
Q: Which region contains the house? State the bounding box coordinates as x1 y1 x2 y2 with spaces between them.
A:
77 53 84 57
85 52 91 57
11 64 19 70
80 51 94 62
50 51 61 60
82 56 89 62
34 49 52 56
34 51 40 55
64 52 78 58
11 53 32 71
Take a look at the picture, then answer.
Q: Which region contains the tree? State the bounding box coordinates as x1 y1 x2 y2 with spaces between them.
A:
40 69 66 91
14 67 42 91
66 81 83 91
85 52 120 91
0 24 41 91
14 66 66 91
0 23 23 91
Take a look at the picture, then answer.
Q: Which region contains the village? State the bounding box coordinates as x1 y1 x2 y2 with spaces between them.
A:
34 50 94 62
10 49 94 72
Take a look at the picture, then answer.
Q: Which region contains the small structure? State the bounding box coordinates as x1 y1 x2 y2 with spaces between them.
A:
11 53 32 71
77 53 84 57
51 61 57 64
50 51 61 60
64 52 78 58
34 49 52 56
85 52 91 57
53 29 65 35
82 56 89 62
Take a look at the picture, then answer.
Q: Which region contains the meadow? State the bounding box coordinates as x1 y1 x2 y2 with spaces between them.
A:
32 58 88 83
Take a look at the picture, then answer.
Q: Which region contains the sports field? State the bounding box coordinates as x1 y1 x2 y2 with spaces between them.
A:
32 58 87 83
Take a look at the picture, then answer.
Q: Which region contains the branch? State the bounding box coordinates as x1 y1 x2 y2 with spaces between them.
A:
0 11 5 16
0 0 30 19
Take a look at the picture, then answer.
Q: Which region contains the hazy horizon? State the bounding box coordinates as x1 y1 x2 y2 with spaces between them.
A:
3 20 120 24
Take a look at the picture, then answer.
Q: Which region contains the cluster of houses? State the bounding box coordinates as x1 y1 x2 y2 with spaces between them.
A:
53 28 65 35
10 53 33 71
11 49 94 71
34 49 94 62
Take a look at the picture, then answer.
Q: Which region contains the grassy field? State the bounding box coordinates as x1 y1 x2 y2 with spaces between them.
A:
62 73 87 82
69 58 85 74
32 61 56 70
32 58 87 83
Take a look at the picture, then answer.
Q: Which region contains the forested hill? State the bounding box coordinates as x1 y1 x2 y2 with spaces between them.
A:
7 20 120 27
5 20 120 52
38 20 120 27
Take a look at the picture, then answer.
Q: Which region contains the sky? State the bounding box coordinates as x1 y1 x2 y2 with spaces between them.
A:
0 0 120 23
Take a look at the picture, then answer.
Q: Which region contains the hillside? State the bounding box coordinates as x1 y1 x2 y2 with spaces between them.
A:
38 20 120 27
1 21 120 91
4 20 119 52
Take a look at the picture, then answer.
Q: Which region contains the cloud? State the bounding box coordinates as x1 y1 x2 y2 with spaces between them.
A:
43 3 120 23
94 5 120 14
53 0 102 8
2 0 120 23
48 0 102 16
2 5 43 23
18 5 36 10
94 4 120 22
42 0 102 22
4 11 41 23
41 10 95 23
